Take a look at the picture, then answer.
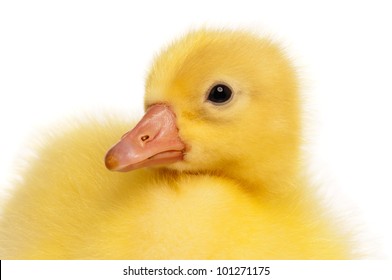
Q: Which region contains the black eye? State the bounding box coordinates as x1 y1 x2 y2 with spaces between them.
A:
207 84 233 104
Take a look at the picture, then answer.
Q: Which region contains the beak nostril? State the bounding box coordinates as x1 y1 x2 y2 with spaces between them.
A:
141 135 149 142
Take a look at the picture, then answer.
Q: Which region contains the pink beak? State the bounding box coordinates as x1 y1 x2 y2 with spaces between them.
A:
105 104 185 172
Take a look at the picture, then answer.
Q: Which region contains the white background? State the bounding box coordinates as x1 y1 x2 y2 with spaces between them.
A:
1 0 391 259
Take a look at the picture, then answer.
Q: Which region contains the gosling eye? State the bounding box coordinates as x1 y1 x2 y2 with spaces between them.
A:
206 84 233 105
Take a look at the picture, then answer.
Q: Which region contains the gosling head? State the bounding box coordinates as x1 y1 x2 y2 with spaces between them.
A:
105 29 301 187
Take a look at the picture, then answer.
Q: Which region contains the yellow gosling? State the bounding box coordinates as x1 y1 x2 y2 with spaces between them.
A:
0 29 354 259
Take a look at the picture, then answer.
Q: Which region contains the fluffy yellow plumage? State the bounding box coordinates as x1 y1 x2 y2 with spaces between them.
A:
0 29 354 259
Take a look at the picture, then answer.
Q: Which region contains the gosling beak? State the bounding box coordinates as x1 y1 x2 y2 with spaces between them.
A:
105 104 185 172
